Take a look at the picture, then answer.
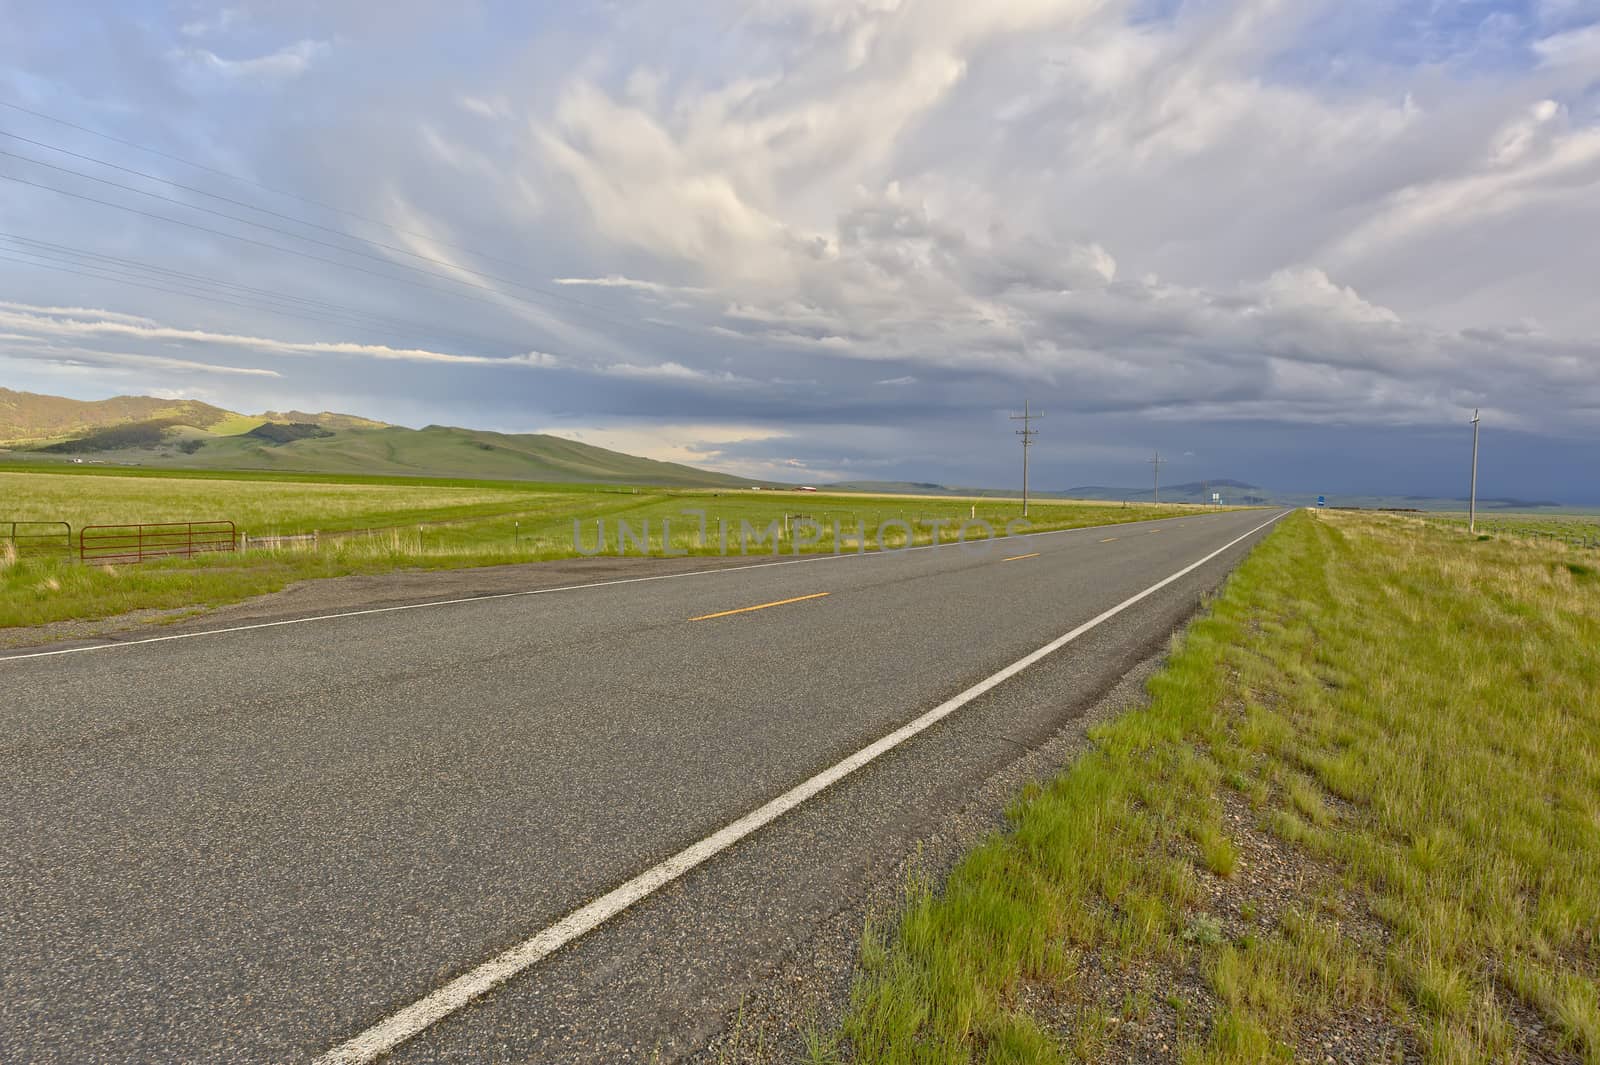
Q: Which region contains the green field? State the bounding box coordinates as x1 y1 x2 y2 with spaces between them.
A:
0 467 1213 633
833 510 1599 1063
1423 511 1600 550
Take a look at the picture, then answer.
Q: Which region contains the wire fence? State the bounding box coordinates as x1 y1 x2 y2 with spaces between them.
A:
1423 516 1600 551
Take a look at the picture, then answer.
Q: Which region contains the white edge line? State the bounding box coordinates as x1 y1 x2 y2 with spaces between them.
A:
0 509 1263 664
312 509 1290 1065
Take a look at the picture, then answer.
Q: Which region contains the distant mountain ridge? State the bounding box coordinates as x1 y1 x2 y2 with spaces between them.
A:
1061 479 1275 504
824 478 1272 504
0 389 752 488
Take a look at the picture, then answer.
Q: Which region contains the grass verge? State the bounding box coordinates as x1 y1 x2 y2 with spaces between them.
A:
832 510 1600 1063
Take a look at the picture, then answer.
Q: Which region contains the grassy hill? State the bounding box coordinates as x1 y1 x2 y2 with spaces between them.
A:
151 424 755 486
259 410 389 431
0 389 755 488
0 388 249 445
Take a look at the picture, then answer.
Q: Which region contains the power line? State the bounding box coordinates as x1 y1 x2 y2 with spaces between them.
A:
0 249 487 351
0 168 670 348
0 103 739 354
0 96 531 271
1 157 706 344
0 130 669 329
1 149 555 308
1149 450 1164 504
0 232 533 353
1009 399 1043 518
0 169 513 308
0 242 559 361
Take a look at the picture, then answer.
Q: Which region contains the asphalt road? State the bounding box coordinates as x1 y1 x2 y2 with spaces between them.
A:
0 508 1286 1063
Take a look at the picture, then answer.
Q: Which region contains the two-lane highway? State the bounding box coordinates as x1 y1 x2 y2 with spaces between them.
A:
0 508 1286 1062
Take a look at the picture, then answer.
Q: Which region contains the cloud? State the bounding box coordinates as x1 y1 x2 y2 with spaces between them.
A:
181 39 329 81
0 302 158 327
598 360 750 385
178 8 246 39
0 303 558 369
534 421 844 479
3 340 279 378
507 0 1600 436
555 276 712 298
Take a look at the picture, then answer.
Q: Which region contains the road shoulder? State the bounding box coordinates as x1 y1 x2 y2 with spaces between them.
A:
689 645 1172 1063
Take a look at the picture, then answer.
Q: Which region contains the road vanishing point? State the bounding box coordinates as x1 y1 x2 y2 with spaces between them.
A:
1 508 1287 1063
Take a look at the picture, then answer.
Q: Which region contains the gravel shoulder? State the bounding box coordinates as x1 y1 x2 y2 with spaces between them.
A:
689 648 1171 1064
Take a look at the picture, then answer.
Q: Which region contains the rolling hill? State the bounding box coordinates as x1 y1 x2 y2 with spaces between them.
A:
0 388 254 445
0 389 754 488
149 424 755 486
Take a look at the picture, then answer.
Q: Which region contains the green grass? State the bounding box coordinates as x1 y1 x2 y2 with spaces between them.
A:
1424 511 1600 550
835 510 1600 1063
0 468 1216 632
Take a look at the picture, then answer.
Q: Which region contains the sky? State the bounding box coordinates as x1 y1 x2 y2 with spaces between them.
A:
2 0 1598 501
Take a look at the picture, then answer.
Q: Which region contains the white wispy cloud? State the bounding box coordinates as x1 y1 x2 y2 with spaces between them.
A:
0 304 558 369
0 302 159 327
3 340 280 378
182 39 330 81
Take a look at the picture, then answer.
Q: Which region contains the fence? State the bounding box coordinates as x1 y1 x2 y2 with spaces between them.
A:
80 521 237 563
242 531 319 549
2 520 73 555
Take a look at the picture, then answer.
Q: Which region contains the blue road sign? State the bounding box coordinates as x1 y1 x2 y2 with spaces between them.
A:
1317 495 1326 507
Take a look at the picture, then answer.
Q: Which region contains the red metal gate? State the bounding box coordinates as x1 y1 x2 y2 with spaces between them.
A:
79 521 237 563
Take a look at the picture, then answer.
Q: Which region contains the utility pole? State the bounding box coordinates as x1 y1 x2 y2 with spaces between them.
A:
1469 408 1481 534
1010 400 1043 517
1149 450 1165 504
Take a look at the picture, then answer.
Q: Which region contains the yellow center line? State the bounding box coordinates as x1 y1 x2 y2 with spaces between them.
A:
688 592 830 622
1099 537 1118 543
1001 552 1041 562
